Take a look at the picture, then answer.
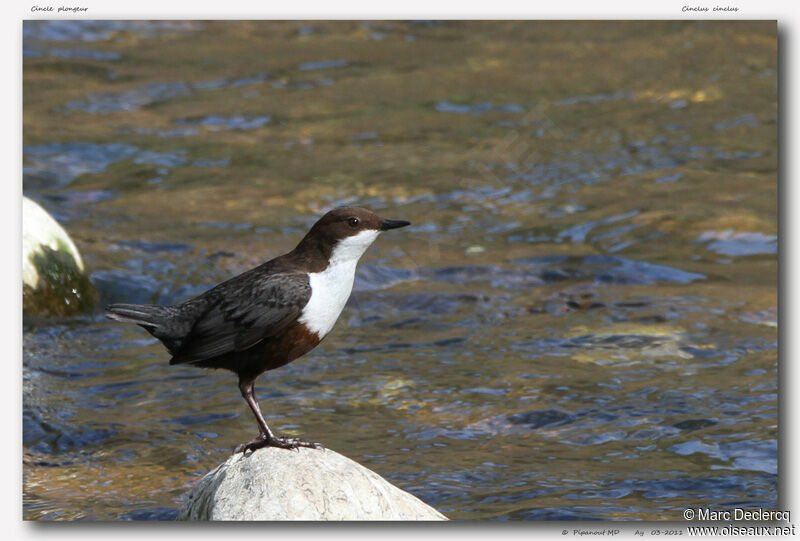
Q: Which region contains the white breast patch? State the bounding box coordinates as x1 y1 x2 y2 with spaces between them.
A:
298 229 380 337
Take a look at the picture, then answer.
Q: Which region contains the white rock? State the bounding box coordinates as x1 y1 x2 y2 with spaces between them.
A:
22 196 84 289
178 447 448 521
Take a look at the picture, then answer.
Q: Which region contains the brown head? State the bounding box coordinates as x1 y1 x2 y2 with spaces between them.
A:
292 206 410 267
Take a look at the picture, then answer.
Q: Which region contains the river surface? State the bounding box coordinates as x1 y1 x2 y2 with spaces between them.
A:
22 20 777 520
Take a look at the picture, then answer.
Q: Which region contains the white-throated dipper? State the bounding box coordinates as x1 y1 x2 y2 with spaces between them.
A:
106 206 410 453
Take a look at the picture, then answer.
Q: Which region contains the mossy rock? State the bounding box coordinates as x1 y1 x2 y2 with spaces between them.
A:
22 197 96 317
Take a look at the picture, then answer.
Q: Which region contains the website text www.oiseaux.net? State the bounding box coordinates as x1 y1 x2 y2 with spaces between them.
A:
687 524 795 536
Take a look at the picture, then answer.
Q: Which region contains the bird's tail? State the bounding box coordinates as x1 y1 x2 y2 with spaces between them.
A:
106 303 190 355
105 303 173 329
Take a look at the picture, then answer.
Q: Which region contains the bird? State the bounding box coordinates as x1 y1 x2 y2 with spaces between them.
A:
106 206 410 453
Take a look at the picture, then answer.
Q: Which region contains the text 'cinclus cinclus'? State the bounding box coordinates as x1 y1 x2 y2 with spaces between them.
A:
106 206 410 453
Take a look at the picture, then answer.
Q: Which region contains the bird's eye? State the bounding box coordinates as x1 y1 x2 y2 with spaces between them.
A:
348 217 360 227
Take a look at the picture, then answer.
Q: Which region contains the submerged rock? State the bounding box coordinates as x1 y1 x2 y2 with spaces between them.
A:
178 447 447 521
22 197 95 316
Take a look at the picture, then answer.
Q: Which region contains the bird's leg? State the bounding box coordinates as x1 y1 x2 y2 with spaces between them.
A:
235 378 322 453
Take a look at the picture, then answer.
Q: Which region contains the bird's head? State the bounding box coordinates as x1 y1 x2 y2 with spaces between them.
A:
296 206 410 265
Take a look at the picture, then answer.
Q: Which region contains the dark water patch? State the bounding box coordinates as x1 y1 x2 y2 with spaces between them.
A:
196 221 253 232
673 419 718 431
227 72 269 88
468 410 585 437
66 82 194 113
557 90 634 106
352 131 379 140
115 240 193 254
24 362 92 379
28 426 117 454
339 336 467 355
25 60 120 83
507 409 577 429
90 254 207 306
24 46 122 61
739 307 778 327
364 292 499 316
176 115 271 131
271 78 335 90
554 291 608 312
712 150 763 161
119 507 179 521
563 488 634 501
407 427 487 442
546 203 588 218
90 269 162 305
83 380 142 400
435 101 524 114
714 115 759 130
416 265 546 289
541 267 588 284
436 101 492 114
562 431 629 446
23 20 201 43
504 139 738 199
133 150 187 168
396 186 523 210
208 250 236 261
128 126 200 138
65 73 268 113
665 123 689 131
668 439 776 474
191 158 230 168
528 288 637 318
583 255 706 285
559 333 671 350
678 346 727 360
487 403 737 449
613 475 762 501
515 255 569 266
119 256 177 275
509 507 604 521
199 221 240 229
695 231 776 256
24 143 139 188
557 210 640 243
655 172 683 183
623 426 683 441
25 409 118 454
170 412 238 426
298 59 348 71
386 317 428 328
354 264 415 291
461 387 507 396
41 190 117 205
515 254 705 286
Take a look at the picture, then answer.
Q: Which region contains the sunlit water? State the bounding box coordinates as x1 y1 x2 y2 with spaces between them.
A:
22 20 777 520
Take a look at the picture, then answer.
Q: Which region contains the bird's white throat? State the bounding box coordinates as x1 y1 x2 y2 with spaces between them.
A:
298 229 381 337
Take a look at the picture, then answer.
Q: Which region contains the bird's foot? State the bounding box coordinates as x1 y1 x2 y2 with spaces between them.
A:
235 434 323 454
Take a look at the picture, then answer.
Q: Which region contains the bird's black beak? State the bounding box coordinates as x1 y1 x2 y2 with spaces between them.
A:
380 219 411 231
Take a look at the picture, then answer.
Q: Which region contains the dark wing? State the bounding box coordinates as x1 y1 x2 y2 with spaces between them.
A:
169 272 311 365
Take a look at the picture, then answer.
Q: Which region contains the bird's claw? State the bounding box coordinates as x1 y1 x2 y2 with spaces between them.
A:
235 434 323 454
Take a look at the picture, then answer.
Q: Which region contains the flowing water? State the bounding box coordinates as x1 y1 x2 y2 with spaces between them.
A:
22 20 777 520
